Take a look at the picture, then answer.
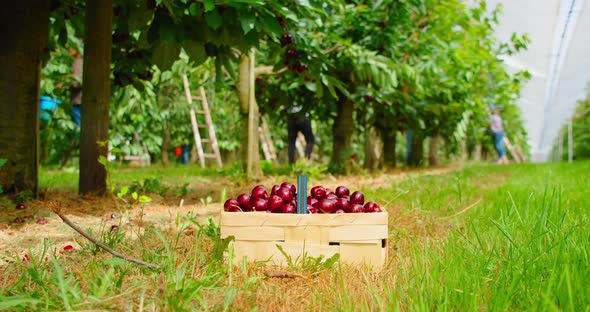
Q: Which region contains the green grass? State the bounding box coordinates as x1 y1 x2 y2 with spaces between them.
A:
383 162 590 310
38 160 310 193
39 163 241 192
3 161 590 311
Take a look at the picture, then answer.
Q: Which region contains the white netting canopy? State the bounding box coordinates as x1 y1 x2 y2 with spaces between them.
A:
485 0 590 161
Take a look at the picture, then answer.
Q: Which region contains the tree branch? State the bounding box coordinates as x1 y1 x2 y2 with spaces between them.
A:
253 45 343 77
254 66 287 77
321 45 345 55
49 202 160 269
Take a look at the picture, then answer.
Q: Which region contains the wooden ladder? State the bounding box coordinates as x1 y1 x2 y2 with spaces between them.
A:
258 115 279 164
182 74 222 168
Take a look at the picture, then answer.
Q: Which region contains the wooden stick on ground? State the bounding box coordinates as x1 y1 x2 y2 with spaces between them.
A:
49 202 160 269
265 271 305 278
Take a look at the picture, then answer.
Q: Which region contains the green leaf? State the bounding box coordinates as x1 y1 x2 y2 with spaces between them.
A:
152 41 181 71
221 53 237 78
275 244 295 267
204 0 215 12
129 2 155 31
188 3 202 16
117 186 129 198
159 16 176 43
132 79 146 92
98 155 108 166
223 287 239 311
324 253 340 267
139 195 152 203
132 192 138 200
242 30 260 49
260 13 283 36
239 10 256 34
320 74 343 99
315 79 324 98
182 40 207 66
58 26 68 46
0 296 42 309
205 9 223 30
298 0 311 7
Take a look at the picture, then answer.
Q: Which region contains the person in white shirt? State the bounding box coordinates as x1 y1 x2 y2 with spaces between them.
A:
489 106 509 164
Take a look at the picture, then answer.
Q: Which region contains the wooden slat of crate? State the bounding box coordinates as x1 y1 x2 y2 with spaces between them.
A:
220 211 389 268
221 223 388 243
230 240 272 261
339 240 386 267
220 211 388 226
328 224 388 241
221 225 285 241
284 226 330 244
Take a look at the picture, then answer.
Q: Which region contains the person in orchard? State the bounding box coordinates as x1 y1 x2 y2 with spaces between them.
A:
489 105 509 165
287 101 315 165
69 48 83 130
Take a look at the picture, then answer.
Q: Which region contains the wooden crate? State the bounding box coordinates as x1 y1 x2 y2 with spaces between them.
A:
220 211 388 268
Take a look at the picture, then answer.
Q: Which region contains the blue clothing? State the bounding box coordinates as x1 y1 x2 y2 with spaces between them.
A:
493 131 506 159
71 105 81 127
180 144 191 164
405 130 412 165
39 96 62 121
489 111 506 160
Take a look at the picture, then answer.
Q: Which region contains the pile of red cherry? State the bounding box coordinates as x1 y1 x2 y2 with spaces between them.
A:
224 182 383 214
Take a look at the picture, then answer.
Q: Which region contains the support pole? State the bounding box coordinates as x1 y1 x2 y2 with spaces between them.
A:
557 130 564 162
568 118 573 163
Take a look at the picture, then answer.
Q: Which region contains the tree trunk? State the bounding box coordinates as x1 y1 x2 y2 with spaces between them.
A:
379 126 397 168
364 125 380 171
428 132 441 167
79 0 113 195
161 122 171 166
0 0 50 195
408 131 424 167
459 137 467 162
329 97 354 174
443 137 452 161
473 143 482 161
238 50 261 178
190 145 198 164
159 85 172 166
